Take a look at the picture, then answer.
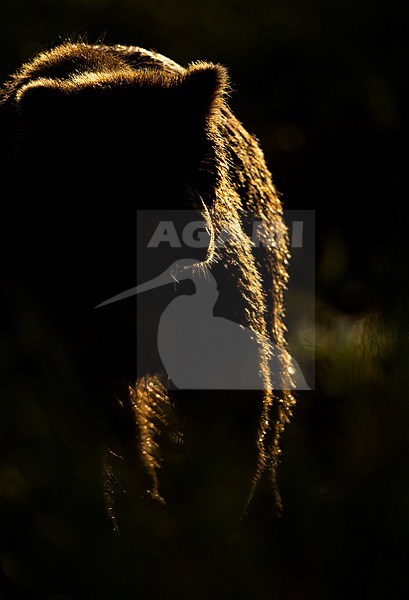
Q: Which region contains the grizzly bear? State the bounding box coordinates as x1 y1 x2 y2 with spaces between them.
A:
0 42 295 577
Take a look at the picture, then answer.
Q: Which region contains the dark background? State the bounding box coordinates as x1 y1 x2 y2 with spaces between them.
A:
0 1 408 599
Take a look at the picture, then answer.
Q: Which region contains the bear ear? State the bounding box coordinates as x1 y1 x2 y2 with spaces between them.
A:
16 80 68 121
177 62 229 122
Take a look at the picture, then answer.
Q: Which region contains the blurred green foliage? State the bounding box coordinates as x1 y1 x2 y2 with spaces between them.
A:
0 1 408 599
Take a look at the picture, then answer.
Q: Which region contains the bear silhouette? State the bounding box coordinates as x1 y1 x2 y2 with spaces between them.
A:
0 42 297 597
